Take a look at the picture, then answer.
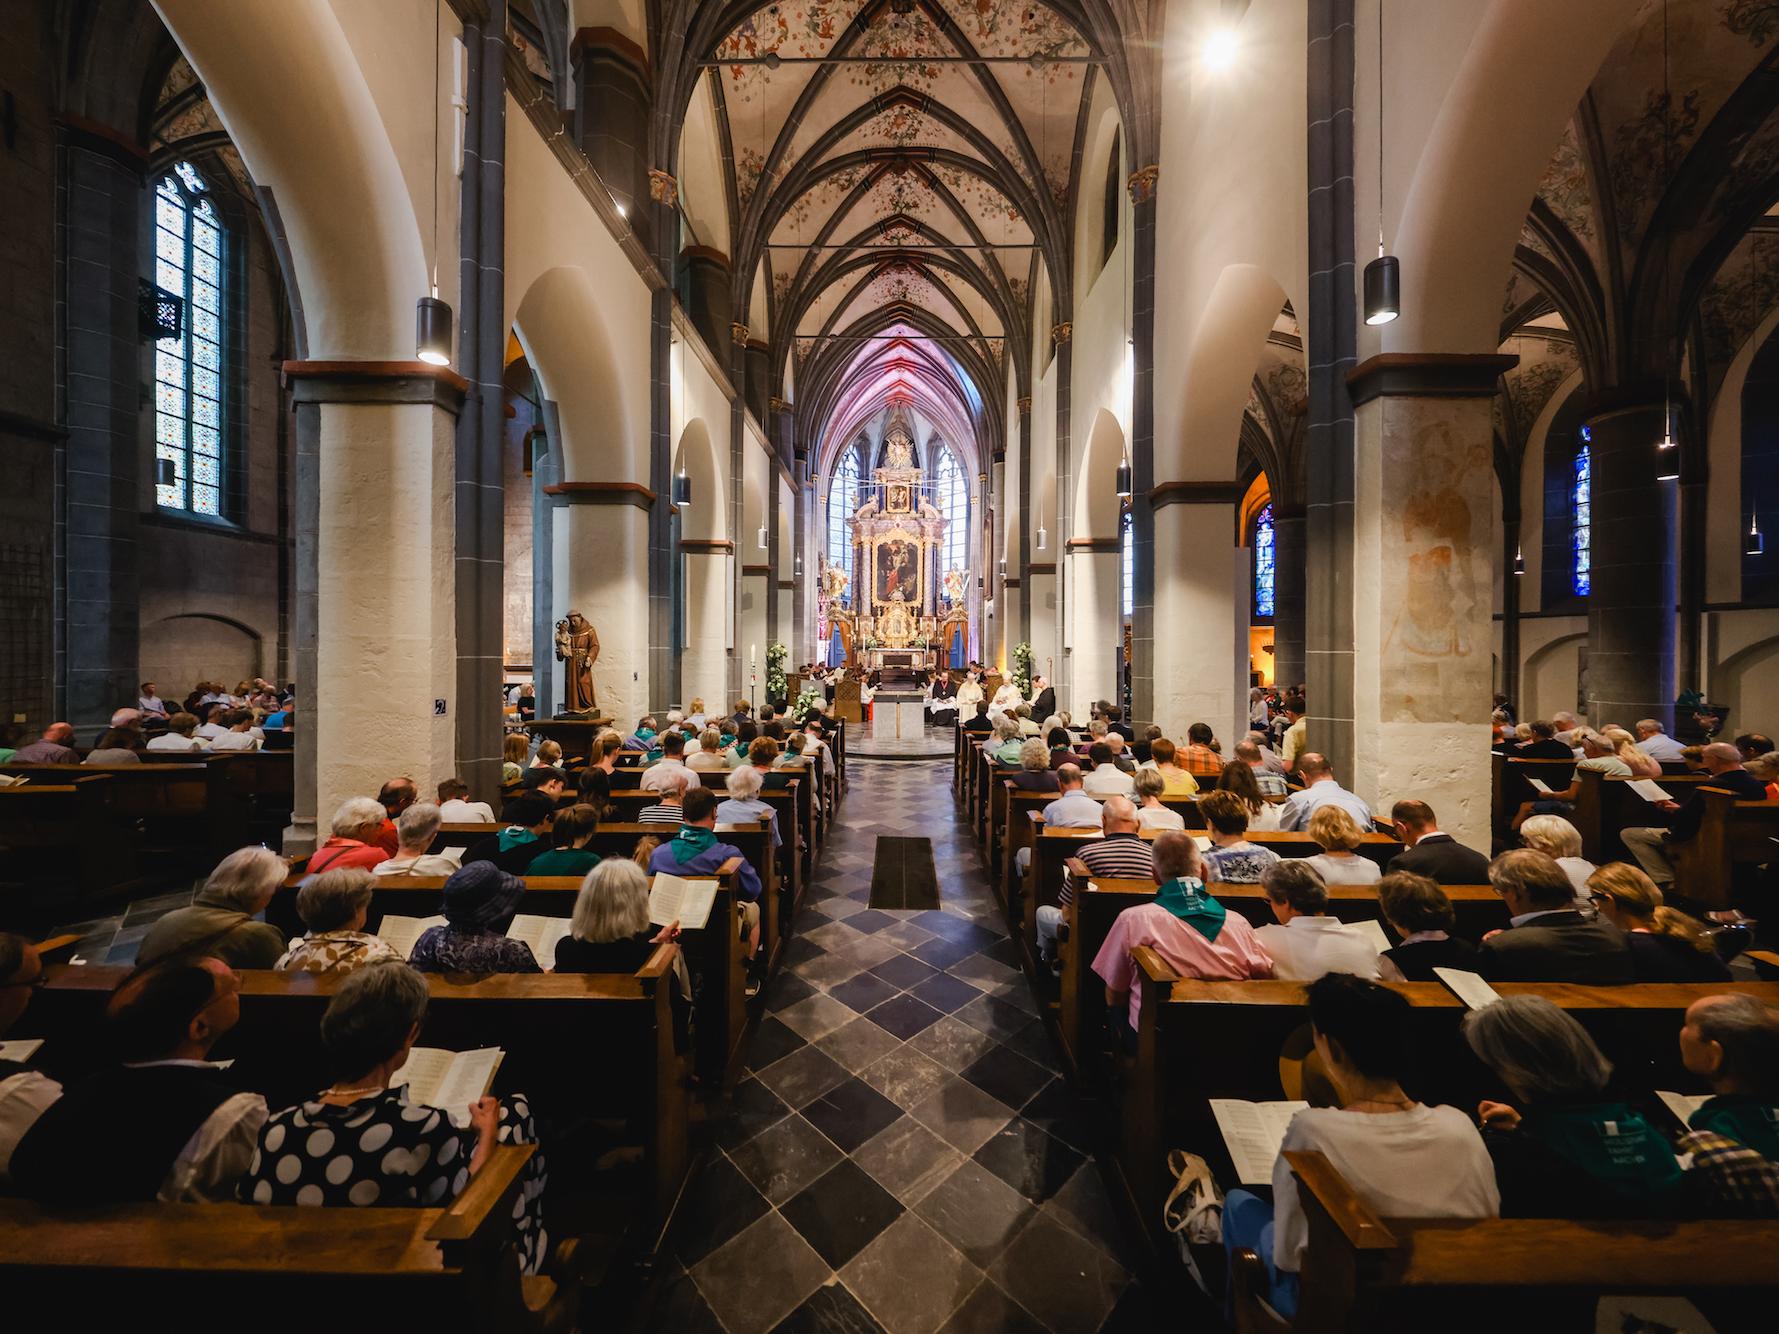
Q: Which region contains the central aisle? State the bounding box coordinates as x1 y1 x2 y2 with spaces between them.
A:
650 758 1153 1333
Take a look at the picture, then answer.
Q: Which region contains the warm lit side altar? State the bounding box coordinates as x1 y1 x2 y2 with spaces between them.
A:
817 417 969 672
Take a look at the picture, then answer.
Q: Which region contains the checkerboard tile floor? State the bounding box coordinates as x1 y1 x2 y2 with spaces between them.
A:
651 758 1159 1334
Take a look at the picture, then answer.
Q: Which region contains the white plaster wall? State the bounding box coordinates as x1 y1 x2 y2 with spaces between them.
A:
672 339 736 709
1068 550 1122 712
1154 0 1306 482
1704 609 1779 734
1519 617 1588 725
506 98 651 482
678 75 731 257
1153 503 1246 744
1704 310 1779 604
555 504 649 728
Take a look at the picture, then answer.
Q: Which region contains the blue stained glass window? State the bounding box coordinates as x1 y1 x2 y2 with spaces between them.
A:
826 446 861 606
1254 503 1277 618
1573 427 1592 596
1121 507 1134 619
938 448 968 597
153 161 226 517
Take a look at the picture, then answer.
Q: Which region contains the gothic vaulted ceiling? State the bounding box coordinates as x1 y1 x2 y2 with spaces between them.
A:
705 0 1098 472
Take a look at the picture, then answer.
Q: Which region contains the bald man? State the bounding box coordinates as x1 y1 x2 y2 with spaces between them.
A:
1620 742 1767 887
12 723 78 765
1677 993 1779 1159
1035 795 1154 968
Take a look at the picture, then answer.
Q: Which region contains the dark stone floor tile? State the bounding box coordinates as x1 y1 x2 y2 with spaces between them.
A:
859 1045 952 1110
770 1282 889 1334
814 1015 906 1073
908 935 981 971
907 972 983 1015
972 1118 1085 1205
958 1045 1054 1112
781 936 830 968
918 914 1002 951
802 1076 906 1152
716 1076 791 1150
748 1015 811 1070
780 1158 906 1269
869 953 940 989
979 935 1024 970
766 971 820 1013
692 1210 831 1334
986 1213 1127 1334
651 1261 728 1334
828 971 903 1015
838 1215 981 1334
727 1112 847 1206
1044 1163 1127 1263
1019 1078 1093 1153
755 1043 852 1110
913 1158 1037 1268
672 1152 771 1265
952 993 1033 1043
844 908 899 934
935 1279 1048 1334
863 992 946 1040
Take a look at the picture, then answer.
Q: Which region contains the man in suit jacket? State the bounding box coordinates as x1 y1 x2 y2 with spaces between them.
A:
1386 800 1491 884
1030 676 1056 721
1476 849 1634 984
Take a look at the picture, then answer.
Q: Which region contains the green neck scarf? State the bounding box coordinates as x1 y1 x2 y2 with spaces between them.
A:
670 824 719 864
1154 876 1226 942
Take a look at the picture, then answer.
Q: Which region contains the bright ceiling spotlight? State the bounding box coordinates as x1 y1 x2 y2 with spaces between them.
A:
1203 26 1241 72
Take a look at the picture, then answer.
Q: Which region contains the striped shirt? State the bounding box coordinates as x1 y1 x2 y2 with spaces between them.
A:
1063 832 1155 906
639 803 683 825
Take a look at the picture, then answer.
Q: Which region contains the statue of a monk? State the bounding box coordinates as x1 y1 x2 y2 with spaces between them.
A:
554 611 599 713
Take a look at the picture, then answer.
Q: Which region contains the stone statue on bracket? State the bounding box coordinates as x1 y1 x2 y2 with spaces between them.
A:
554 610 600 715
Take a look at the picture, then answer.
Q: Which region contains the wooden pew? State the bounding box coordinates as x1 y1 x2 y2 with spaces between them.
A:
1116 968 1779 1253
1230 1149 1779 1333
1490 753 1575 831
1667 788 1779 911
267 870 750 1086
0 1143 571 1326
18 955 692 1258
1 761 235 867
1567 769 1713 863
1054 878 1509 1084
523 715 616 763
0 775 140 914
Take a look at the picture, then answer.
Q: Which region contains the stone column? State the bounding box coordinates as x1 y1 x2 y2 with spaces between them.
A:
1128 165 1160 728
546 486 652 728
571 29 651 217
1052 331 1074 709
1678 475 1706 697
1151 486 1249 745
1501 505 1522 710
677 249 731 362
1066 538 1121 709
1347 354 1517 851
529 402 562 713
1584 397 1678 726
285 362 464 833
58 127 144 728
1271 501 1306 693
1305 0 1357 778
1016 395 1033 646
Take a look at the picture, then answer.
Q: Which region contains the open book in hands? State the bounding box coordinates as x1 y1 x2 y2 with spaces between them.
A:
389 1046 503 1129
648 873 718 930
1210 1099 1310 1186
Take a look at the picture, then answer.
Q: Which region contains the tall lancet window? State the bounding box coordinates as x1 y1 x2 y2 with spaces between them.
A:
154 161 227 517
826 446 861 605
937 448 968 594
1253 503 1276 619
1573 426 1592 596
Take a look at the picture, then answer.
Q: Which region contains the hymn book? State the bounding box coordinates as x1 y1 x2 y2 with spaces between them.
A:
1657 1090 1710 1126
1433 967 1503 1011
389 1047 504 1128
1210 1099 1310 1185
648 873 718 930
1625 779 1672 803
376 914 447 960
1350 918 1392 954
0 1038 44 1063
504 914 574 971
1526 777 1556 795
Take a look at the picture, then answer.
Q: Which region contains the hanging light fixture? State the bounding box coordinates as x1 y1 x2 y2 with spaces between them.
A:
1654 0 1678 477
1035 524 1048 551
1364 1 1400 326
1513 546 1525 576
156 457 176 489
757 523 769 549
671 466 692 509
1114 458 1133 501
794 550 803 577
1747 510 1765 557
417 0 453 366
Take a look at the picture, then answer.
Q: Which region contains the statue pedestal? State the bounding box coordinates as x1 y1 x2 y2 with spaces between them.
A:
872 694 926 741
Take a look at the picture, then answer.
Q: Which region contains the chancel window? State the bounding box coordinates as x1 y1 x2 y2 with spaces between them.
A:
938 448 968 597
826 446 861 605
154 161 226 517
1573 427 1591 597
1253 503 1276 619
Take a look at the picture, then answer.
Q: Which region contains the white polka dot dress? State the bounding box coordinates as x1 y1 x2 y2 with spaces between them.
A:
238 1086 547 1272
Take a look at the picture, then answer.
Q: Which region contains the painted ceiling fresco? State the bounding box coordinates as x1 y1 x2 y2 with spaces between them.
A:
711 0 1092 475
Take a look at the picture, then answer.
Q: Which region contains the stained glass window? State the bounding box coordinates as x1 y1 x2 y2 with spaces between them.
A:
154 161 225 517
1573 426 1591 597
1121 506 1134 619
1254 503 1276 618
938 448 968 598
826 446 861 605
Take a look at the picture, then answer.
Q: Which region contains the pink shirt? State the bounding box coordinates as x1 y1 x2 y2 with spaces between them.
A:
1091 902 1273 1030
